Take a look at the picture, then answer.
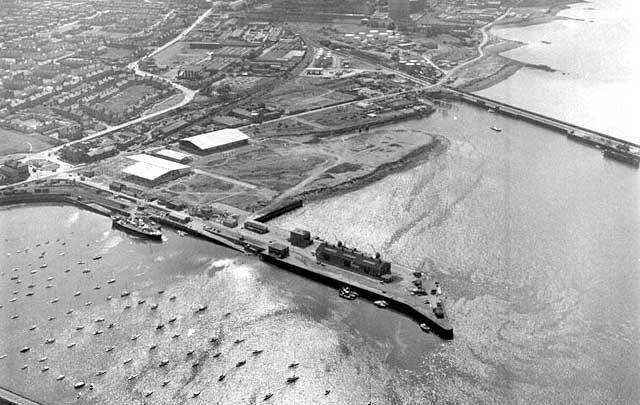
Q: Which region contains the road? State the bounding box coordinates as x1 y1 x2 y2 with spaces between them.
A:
442 8 512 81
192 169 258 190
20 8 213 175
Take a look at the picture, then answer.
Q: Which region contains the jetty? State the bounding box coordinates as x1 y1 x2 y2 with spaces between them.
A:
0 179 453 339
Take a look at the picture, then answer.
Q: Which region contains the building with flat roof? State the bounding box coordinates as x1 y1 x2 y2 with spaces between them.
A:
122 154 191 186
152 149 193 164
179 128 249 154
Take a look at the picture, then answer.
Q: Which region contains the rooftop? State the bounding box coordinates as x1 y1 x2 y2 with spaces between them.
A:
180 128 249 150
122 154 190 181
154 149 192 161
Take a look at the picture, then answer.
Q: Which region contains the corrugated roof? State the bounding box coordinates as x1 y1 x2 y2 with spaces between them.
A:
122 154 190 181
122 162 172 181
154 149 191 161
180 128 249 151
128 154 190 171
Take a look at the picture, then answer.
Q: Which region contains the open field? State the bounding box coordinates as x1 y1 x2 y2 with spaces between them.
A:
0 128 56 157
195 144 333 193
153 41 210 79
264 79 357 113
98 85 161 114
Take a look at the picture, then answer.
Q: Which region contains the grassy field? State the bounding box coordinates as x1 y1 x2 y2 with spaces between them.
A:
0 128 55 157
197 144 331 193
98 85 160 114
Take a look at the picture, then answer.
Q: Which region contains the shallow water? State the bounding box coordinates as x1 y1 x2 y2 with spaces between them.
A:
274 101 640 403
479 0 640 144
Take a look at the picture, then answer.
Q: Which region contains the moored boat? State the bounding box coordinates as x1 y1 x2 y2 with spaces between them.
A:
111 215 162 240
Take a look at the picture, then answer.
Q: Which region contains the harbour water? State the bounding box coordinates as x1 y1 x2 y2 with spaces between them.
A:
2 98 638 403
478 0 640 145
2 1 639 403
274 100 640 403
0 205 443 404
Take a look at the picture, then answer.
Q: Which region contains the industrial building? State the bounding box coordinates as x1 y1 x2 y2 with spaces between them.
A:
151 149 193 164
315 241 392 280
290 228 312 248
122 154 191 186
179 128 249 154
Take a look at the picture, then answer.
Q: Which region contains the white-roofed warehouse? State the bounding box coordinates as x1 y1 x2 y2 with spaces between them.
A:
122 154 191 186
179 128 249 154
152 149 193 163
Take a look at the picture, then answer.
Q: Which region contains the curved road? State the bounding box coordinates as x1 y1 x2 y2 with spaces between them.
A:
21 8 213 173
442 8 511 81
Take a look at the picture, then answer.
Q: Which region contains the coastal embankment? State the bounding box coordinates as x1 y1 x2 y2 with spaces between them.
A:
451 0 582 92
293 135 449 203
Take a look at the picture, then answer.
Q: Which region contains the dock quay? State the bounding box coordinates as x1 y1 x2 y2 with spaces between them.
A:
0 386 44 405
0 179 454 339
444 87 640 167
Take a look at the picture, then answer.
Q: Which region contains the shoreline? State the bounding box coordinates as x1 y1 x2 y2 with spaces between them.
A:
493 0 586 30
453 0 583 92
292 135 449 203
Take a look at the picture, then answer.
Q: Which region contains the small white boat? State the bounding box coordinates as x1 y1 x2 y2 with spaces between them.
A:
106 346 115 353
123 358 133 365
67 342 76 348
57 374 65 381
490 126 502 132
45 338 55 344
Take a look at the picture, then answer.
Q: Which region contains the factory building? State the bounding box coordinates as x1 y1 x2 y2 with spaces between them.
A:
290 228 312 248
151 149 193 164
122 154 191 186
315 241 392 280
179 128 249 155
